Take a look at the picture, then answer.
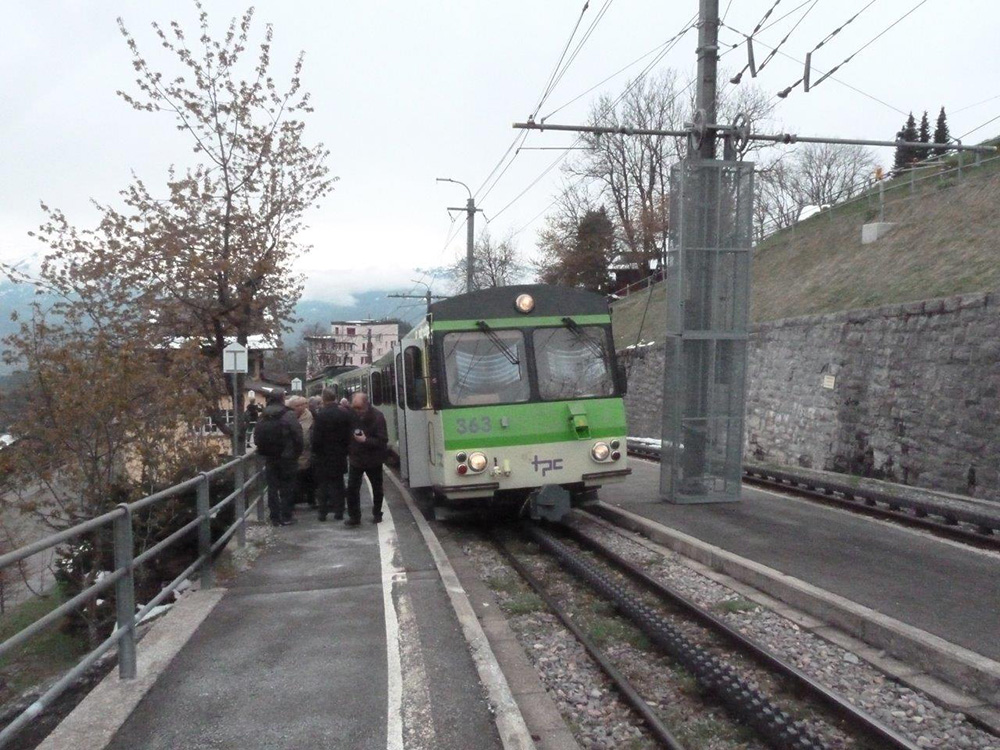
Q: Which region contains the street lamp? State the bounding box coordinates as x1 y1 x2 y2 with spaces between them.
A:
436 177 479 293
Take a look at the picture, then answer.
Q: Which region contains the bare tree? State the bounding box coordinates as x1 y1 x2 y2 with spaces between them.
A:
754 144 881 240
537 68 774 280
450 229 525 293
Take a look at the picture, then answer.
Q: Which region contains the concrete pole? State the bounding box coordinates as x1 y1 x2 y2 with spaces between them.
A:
466 197 476 293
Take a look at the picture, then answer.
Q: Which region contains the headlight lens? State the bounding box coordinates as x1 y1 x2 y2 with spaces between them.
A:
456 451 468 463
514 294 534 313
610 439 620 450
468 451 488 472
591 442 611 461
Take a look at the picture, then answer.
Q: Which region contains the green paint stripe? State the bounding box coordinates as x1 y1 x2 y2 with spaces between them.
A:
432 314 610 331
440 398 627 450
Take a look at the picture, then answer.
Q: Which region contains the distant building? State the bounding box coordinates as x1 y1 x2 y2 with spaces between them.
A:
305 320 398 378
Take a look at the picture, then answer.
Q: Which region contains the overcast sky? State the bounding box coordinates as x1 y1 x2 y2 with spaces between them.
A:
3 1 998 310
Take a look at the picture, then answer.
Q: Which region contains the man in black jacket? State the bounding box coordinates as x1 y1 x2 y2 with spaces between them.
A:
346 392 389 525
311 388 353 522
253 389 303 526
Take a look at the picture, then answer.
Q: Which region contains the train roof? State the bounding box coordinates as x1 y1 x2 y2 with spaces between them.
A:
428 284 609 323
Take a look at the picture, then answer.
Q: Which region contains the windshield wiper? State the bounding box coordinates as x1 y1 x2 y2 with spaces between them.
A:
476 321 520 366
561 317 607 360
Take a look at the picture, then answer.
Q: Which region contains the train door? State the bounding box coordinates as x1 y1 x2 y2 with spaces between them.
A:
401 343 432 488
394 350 409 483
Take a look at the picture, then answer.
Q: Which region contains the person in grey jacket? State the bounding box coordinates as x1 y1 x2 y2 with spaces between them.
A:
253 389 303 525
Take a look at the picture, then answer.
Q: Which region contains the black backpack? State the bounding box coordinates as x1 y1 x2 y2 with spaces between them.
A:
253 409 289 458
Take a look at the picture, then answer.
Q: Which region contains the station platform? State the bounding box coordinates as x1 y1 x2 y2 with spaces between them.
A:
600 459 1000 662
102 479 505 750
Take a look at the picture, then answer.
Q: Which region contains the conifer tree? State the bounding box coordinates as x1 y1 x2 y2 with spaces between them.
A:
933 107 950 157
902 112 919 165
919 111 931 144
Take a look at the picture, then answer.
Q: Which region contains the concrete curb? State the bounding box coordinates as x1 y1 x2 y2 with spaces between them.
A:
436 526 582 750
35 588 226 750
591 502 1000 715
387 471 538 750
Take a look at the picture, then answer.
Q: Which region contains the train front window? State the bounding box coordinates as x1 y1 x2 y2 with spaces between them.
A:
443 330 530 406
532 326 614 400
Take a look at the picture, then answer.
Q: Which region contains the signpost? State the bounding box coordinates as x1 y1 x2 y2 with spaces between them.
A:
223 343 249 457
291 377 303 394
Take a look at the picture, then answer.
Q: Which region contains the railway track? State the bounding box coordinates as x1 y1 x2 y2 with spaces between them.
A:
626 441 1000 551
495 521 921 750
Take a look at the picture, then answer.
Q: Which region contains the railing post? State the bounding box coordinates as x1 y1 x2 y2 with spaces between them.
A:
235 458 246 547
256 455 266 522
958 150 963 179
113 505 137 679
197 473 214 589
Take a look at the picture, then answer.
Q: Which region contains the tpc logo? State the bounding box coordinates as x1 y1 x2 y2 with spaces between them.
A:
531 455 564 476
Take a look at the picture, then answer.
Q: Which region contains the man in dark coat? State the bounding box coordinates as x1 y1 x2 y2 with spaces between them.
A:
253 389 303 526
346 392 389 525
311 388 353 522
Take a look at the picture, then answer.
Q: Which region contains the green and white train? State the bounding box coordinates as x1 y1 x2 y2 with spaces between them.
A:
326 284 630 518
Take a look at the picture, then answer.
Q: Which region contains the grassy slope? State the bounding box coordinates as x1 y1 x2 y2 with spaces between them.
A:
612 153 1000 350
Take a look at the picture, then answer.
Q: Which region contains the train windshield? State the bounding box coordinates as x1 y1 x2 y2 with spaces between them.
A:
443 330 530 406
532 326 614 400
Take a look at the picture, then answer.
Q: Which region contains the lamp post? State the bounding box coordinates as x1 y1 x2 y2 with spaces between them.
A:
436 177 481 293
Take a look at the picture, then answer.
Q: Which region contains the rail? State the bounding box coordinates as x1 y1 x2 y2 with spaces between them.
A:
0 452 265 748
626 439 1000 541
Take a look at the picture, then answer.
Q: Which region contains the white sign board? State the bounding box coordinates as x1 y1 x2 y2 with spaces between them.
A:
822 374 836 390
223 342 249 374
291 378 303 393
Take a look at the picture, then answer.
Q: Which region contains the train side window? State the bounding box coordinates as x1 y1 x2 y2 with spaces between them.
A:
388 363 396 404
404 346 427 410
371 372 382 405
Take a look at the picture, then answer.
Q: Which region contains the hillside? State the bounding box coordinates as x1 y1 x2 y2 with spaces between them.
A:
613 151 1000 350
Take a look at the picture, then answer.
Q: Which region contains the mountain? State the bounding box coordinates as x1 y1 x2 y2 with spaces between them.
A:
0 279 424 368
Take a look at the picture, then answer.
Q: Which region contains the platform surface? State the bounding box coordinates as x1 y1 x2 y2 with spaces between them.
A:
601 459 1000 661
105 479 503 750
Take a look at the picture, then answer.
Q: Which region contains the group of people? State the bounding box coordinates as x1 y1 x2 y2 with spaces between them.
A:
252 387 389 527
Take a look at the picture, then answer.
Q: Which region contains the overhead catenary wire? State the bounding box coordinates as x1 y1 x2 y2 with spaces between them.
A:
491 17 699 225
952 93 1000 116
775 0 931 99
542 18 697 122
721 22 907 115
531 1 593 121
540 0 617 115
957 112 1000 141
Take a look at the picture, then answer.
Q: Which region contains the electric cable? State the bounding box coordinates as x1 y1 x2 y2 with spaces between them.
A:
531 1 592 121
802 0 928 93
721 21 906 115
952 93 1000 116
957 112 1000 141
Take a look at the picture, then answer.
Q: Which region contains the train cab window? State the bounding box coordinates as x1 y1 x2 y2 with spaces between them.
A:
532 326 614 400
443 330 529 406
404 346 428 410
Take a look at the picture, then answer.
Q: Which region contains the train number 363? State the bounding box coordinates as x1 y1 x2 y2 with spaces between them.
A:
455 417 492 434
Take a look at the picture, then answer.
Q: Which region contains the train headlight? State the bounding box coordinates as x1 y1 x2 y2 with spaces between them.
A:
514 294 534 313
591 442 611 461
610 439 620 450
468 451 488 472
456 452 468 463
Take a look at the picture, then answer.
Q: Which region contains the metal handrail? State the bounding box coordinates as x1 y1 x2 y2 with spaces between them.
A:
0 451 265 748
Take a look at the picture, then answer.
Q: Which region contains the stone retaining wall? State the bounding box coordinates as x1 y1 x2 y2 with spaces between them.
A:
620 291 1000 502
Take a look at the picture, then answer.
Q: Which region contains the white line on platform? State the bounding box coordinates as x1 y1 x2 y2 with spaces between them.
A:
370 475 405 750
386 470 537 750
